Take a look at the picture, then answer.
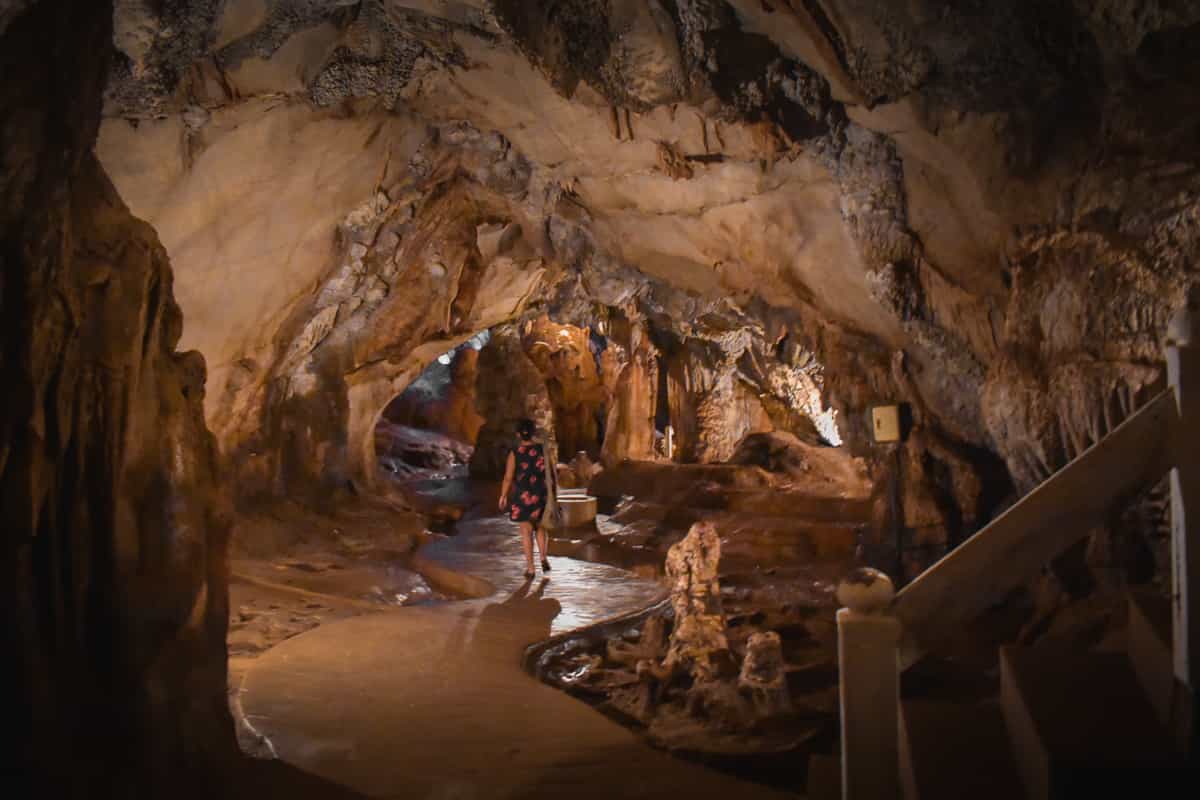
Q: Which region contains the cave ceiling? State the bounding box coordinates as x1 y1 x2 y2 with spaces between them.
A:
94 0 1200 492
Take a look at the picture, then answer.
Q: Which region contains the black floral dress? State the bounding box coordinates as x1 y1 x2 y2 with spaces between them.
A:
509 443 548 523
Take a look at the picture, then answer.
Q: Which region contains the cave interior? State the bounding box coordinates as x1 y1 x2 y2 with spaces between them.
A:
3 0 1200 798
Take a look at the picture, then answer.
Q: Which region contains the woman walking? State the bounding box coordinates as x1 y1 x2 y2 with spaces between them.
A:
498 418 552 580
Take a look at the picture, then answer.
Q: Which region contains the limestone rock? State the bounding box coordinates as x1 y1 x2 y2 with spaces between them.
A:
384 336 487 446
3 4 235 792
470 326 556 478
738 631 792 717
662 521 729 680
521 316 609 460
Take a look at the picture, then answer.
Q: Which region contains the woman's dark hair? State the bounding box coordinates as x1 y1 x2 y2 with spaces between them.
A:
516 418 536 440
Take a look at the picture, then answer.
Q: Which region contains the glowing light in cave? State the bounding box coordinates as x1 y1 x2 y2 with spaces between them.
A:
813 408 843 447
768 352 843 447
435 330 492 366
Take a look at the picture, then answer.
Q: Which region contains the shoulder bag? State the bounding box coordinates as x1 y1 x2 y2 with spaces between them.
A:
541 440 562 529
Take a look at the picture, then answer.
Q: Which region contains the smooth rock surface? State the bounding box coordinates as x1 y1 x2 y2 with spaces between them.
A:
240 508 793 799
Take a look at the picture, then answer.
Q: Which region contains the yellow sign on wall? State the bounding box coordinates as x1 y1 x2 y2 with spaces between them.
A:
872 405 901 443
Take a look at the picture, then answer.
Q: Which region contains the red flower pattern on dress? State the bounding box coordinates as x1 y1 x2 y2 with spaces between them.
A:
508 443 547 523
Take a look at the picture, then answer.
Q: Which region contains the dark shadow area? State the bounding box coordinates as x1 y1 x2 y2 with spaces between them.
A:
476 578 563 645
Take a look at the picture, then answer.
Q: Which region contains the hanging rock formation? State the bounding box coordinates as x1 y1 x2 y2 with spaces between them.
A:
520 316 610 460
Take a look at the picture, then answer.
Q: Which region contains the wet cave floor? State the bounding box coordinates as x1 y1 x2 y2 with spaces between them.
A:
227 476 863 797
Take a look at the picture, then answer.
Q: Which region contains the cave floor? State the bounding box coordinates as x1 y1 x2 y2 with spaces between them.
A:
237 496 796 799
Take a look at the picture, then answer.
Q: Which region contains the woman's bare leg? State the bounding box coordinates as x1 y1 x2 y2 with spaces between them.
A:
520 522 535 575
536 525 550 568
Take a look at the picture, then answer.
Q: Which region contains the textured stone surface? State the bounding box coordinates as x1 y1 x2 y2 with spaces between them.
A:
12 0 1200 782
382 335 487 446
2 2 235 794
469 325 556 478
520 316 609 459
662 521 730 679
738 631 791 716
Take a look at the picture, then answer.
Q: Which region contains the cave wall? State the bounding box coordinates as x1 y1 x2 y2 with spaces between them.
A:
519 316 609 460
2 1 235 793
470 325 556 478
91 1 1200 566
666 343 767 464
600 316 660 466
95 1 882 506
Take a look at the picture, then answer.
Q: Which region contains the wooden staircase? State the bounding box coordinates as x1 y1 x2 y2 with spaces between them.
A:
818 332 1200 798
999 638 1179 799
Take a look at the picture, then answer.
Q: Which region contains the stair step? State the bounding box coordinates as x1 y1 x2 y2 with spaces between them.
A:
900 699 1025 800
1000 645 1182 800
805 754 841 800
1127 586 1176 727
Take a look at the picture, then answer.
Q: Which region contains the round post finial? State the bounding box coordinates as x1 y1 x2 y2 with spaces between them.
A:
837 567 896 613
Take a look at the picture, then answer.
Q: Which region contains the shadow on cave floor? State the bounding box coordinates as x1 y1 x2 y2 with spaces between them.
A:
231 481 801 798
226 758 373 800
226 454 891 797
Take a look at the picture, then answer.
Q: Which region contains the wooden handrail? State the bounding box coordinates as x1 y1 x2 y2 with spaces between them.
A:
892 388 1178 668
836 333 1200 798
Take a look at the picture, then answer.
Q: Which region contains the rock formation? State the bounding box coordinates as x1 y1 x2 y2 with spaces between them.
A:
738 631 792 717
382 335 487 447
87 3 1200 532
661 521 730 680
520 316 609 460
599 316 661 465
2 3 235 794
7 0 1200 789
470 325 556 478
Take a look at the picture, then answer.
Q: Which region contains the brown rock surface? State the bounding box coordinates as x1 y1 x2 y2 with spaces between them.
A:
661 521 730 680
9 0 1200 788
2 3 235 794
382 340 486 447
89 3 1200 522
521 316 609 459
469 325 557 478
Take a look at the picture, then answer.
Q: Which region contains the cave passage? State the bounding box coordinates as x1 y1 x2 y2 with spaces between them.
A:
9 1 1198 797
375 332 490 482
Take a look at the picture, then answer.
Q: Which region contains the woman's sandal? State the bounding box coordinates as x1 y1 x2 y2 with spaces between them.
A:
524 569 535 581
541 559 551 573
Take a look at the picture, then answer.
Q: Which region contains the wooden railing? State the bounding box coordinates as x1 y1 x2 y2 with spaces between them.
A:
835 338 1200 799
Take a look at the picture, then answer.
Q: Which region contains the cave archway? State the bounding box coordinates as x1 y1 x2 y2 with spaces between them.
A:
374 333 489 483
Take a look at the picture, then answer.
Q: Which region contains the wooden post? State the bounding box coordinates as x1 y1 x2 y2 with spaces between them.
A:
837 570 901 800
1167 341 1200 753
